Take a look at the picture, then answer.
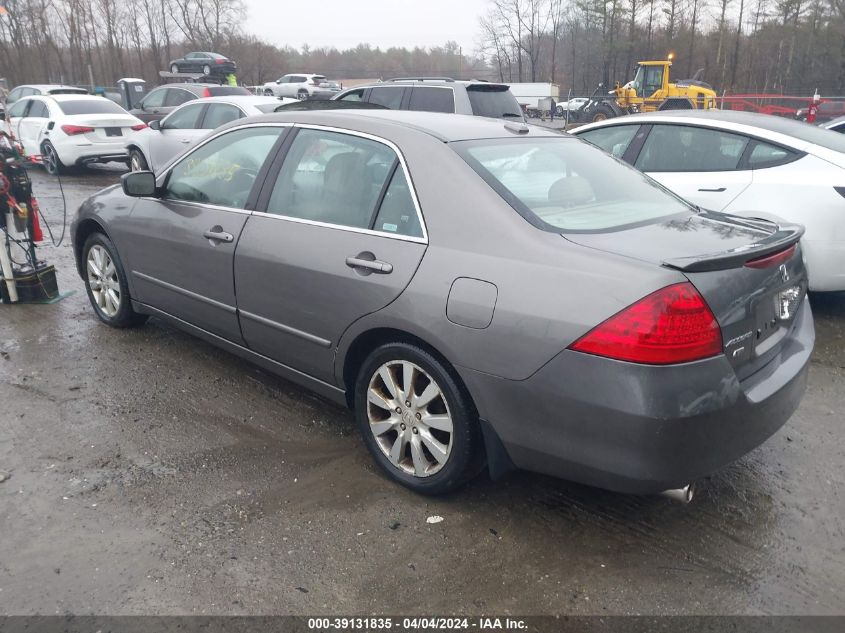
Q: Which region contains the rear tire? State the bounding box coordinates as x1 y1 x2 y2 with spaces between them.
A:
354 342 482 495
41 141 63 176
264 89 274 97
82 233 148 328
129 149 148 172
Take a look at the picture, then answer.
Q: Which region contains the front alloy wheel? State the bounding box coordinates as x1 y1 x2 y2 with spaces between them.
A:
367 360 453 477
87 244 121 317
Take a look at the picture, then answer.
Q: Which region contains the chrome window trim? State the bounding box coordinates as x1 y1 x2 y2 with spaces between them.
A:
154 122 429 243
273 123 429 243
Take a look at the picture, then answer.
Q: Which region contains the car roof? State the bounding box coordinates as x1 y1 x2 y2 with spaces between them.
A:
575 109 845 155
235 109 560 142
15 84 84 91
345 79 508 89
185 95 280 106
823 115 845 128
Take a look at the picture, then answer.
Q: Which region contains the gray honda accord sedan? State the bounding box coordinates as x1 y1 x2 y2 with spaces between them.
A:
71 110 814 497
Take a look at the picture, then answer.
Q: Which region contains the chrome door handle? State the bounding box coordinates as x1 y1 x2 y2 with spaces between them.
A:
698 187 727 192
180 138 191 143
203 229 234 243
346 256 393 274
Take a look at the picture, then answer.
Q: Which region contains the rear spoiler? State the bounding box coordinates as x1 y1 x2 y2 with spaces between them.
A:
662 213 805 273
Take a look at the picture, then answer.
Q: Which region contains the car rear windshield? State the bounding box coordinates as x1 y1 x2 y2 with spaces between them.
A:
57 99 127 115
467 85 524 120
255 103 282 113
452 137 691 232
207 86 252 96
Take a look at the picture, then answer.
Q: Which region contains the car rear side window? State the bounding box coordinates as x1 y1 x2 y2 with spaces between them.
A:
408 87 454 113
202 103 242 129
746 141 798 169
635 125 749 172
453 137 689 232
164 127 283 209
578 125 639 158
373 168 423 238
369 87 404 110
27 101 49 118
57 99 127 115
466 86 522 119
266 128 401 230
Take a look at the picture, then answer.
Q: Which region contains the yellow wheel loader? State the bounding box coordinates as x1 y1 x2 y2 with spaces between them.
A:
581 57 718 123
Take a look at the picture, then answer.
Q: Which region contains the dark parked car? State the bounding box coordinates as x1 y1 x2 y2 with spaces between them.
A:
72 111 812 498
129 83 251 123
333 78 525 121
169 52 237 77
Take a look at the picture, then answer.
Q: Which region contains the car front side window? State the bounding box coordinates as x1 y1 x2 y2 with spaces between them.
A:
162 103 205 129
635 125 749 172
164 126 284 209
578 125 640 158
266 128 402 230
142 89 167 109
7 99 29 118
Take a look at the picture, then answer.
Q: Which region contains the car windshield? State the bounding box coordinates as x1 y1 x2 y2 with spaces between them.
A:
452 137 691 232
467 86 523 119
58 99 127 115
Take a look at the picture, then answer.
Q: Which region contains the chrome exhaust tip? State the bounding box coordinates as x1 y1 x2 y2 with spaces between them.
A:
660 483 695 504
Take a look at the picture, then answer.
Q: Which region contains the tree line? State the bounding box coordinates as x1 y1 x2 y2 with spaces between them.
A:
479 0 845 95
0 0 843 96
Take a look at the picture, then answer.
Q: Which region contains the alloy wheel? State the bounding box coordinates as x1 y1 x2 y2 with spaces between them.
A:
130 152 143 172
42 144 58 174
87 244 121 317
366 360 453 477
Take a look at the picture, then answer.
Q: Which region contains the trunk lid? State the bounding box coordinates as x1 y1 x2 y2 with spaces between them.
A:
565 211 807 377
63 114 139 144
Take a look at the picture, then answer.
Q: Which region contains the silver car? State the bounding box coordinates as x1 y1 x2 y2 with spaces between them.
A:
126 95 294 173
71 111 813 497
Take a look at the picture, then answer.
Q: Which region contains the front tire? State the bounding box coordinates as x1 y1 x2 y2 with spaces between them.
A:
354 342 482 495
202 65 212 76
297 89 308 100
41 141 63 176
170 64 179 74
264 89 274 97
129 148 148 172
590 103 617 122
82 233 147 328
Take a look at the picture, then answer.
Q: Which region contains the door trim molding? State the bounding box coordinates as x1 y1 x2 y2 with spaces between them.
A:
131 270 236 314
239 309 332 348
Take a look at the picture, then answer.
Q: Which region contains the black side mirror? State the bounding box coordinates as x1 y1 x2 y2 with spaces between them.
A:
122 171 156 197
149 119 161 131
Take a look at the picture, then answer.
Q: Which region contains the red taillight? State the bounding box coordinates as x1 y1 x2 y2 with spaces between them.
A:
744 244 796 269
569 282 722 365
130 123 148 131
215 59 225 64
61 124 94 136
202 88 212 97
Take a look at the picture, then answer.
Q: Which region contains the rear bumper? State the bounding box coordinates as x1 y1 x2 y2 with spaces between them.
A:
459 297 814 494
59 141 129 166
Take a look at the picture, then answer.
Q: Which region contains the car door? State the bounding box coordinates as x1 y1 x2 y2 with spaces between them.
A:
234 126 427 383
631 124 753 211
122 125 287 342
149 102 207 170
16 99 50 156
7 99 33 152
276 76 294 98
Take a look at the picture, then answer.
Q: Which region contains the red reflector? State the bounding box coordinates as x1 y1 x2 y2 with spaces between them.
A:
744 244 796 269
61 124 94 136
570 283 722 365
130 123 148 131
202 88 212 97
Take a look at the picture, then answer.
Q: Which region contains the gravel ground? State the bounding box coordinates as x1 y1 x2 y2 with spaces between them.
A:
1 166 843 616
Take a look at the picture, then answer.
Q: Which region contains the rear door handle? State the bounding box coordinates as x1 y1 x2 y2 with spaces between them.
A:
180 138 191 143
346 256 393 274
203 229 234 243
698 187 727 192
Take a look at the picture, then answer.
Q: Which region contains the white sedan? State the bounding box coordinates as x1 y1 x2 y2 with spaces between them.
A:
125 95 294 173
5 94 145 174
574 110 845 291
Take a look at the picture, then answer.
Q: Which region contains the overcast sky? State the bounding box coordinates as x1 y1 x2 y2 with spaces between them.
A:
244 0 489 53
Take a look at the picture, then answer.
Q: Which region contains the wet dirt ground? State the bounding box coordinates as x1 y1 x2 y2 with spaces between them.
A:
1 166 844 616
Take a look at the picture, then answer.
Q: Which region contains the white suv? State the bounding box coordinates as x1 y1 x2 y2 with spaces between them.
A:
262 74 339 100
